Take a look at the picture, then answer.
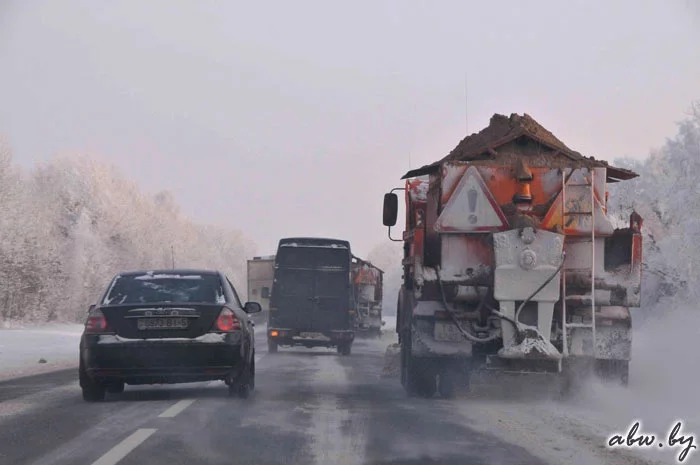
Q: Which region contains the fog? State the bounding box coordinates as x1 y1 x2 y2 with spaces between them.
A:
1 0 699 257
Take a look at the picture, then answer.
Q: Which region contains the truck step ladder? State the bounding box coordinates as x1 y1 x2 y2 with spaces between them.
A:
561 168 597 357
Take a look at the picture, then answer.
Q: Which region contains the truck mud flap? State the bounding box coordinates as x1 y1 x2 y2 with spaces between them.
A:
486 354 562 373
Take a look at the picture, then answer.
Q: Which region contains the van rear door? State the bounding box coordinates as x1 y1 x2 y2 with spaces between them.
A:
313 270 351 332
270 269 316 330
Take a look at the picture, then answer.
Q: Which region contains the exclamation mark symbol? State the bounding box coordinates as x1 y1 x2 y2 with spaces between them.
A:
468 187 478 224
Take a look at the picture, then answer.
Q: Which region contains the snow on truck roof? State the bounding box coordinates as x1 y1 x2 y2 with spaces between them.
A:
278 237 350 249
402 112 639 183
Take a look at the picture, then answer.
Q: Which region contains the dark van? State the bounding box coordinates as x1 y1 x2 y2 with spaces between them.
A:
267 237 355 355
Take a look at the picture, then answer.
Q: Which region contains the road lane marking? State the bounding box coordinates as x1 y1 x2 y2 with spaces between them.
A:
158 399 196 418
91 428 157 465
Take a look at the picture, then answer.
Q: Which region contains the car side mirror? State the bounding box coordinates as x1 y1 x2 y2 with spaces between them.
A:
261 287 270 299
243 302 262 314
383 193 398 227
88 304 96 313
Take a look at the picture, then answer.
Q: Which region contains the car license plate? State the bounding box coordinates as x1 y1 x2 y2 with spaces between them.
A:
434 321 464 342
299 332 324 338
137 318 188 330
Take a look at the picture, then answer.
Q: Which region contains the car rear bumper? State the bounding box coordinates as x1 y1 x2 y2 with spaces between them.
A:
80 333 246 384
267 327 354 347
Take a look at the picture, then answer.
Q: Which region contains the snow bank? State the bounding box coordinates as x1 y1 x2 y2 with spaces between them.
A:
0 323 83 382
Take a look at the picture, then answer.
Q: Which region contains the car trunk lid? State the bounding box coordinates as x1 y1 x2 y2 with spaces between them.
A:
100 303 225 339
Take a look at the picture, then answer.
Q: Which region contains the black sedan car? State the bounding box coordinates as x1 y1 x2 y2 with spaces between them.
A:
79 269 261 401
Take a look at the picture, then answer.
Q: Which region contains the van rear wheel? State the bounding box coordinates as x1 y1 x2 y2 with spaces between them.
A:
267 340 278 353
337 343 351 356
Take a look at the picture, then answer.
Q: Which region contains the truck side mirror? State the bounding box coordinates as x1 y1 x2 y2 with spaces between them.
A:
383 193 398 227
261 287 270 299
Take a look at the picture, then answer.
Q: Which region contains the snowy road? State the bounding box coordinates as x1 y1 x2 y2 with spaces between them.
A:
0 322 690 465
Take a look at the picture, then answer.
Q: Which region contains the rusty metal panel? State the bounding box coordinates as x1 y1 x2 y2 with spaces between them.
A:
408 176 430 203
562 238 606 274
540 168 615 236
439 235 494 282
443 162 567 209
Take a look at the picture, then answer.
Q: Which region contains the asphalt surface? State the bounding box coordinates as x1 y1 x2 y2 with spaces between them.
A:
0 328 548 465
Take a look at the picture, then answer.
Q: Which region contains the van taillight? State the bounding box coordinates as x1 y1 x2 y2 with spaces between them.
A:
215 307 241 332
85 308 111 334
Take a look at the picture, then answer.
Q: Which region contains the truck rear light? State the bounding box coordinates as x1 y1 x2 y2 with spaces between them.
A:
85 308 111 334
270 330 279 337
214 307 241 332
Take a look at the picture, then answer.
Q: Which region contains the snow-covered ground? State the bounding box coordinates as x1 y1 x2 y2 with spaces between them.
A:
0 323 84 382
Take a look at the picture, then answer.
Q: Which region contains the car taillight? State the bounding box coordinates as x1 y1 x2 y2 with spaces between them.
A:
215 307 241 332
85 308 111 334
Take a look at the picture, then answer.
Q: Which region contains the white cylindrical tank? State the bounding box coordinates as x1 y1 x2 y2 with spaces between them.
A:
357 284 376 303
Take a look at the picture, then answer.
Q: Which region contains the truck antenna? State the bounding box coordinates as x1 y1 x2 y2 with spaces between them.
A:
465 71 469 135
171 245 175 269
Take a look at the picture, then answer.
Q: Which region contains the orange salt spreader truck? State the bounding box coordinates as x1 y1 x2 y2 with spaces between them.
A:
351 256 385 337
381 113 643 398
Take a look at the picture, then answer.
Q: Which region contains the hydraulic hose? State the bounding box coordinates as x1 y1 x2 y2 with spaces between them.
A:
435 266 500 343
513 251 566 322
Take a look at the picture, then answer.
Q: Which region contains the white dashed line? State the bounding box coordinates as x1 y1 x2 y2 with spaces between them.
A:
158 399 197 418
91 428 157 465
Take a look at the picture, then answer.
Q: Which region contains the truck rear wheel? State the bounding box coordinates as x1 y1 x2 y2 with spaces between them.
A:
438 370 457 399
595 359 629 386
406 356 436 398
400 331 436 398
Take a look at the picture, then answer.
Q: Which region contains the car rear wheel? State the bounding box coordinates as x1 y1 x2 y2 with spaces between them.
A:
250 356 256 391
82 385 106 402
107 381 125 394
79 359 106 402
229 362 254 399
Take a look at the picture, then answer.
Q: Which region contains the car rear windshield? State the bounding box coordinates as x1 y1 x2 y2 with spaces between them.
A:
102 273 225 305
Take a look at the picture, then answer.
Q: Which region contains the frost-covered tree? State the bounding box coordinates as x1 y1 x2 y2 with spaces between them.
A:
608 101 700 309
0 151 256 325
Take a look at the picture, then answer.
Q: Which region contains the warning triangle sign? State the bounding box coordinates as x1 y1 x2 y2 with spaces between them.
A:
541 168 615 236
434 166 508 233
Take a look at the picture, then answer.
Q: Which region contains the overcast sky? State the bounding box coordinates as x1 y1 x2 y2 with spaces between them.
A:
1 0 699 257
